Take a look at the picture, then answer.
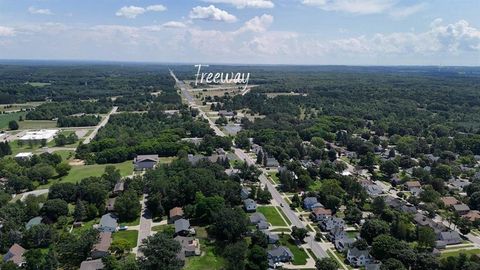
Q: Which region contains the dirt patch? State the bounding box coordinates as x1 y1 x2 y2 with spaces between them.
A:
69 159 85 166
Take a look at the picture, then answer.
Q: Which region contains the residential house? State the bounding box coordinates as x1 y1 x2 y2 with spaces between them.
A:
405 181 422 196
453 204 470 215
463 210 480 222
414 213 447 234
91 232 112 259
335 236 355 252
113 182 124 195
441 196 460 207
133 154 159 171
265 157 280 168
311 202 324 210
319 217 345 232
25 216 42 230
187 154 206 165
98 213 118 233
244 199 257 212
174 236 201 260
268 246 293 267
436 231 462 248
347 247 372 267
448 179 470 191
15 152 33 160
80 259 104 270
3 244 25 266
250 213 267 224
257 220 269 230
240 187 251 200
327 226 346 242
169 207 184 223
310 207 332 222
263 230 279 244
175 218 192 236
365 262 382 270
218 110 235 117
303 197 319 210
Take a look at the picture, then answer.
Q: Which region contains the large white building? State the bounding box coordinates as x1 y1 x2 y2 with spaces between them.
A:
19 129 59 142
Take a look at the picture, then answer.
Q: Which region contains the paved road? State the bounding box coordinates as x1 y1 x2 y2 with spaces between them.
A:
83 106 118 144
171 70 328 259
136 194 152 258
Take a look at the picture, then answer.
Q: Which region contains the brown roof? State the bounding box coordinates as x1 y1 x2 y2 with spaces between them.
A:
170 207 184 218
463 210 480 222
406 181 421 188
441 196 459 207
92 232 112 252
312 207 332 216
5 244 25 265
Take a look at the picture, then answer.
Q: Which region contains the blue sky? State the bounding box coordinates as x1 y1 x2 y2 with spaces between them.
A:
0 0 479 65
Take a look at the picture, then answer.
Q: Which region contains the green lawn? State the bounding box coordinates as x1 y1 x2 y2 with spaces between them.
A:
113 230 139 249
184 239 225 270
257 206 288 227
9 140 44 155
19 120 57 130
37 160 133 189
279 235 309 265
120 216 140 227
441 249 480 259
159 156 176 164
268 172 279 184
54 150 75 161
152 224 174 232
0 112 27 129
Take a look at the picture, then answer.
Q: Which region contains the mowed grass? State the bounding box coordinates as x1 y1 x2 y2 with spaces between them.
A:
0 112 27 129
441 248 480 259
37 160 133 189
113 230 139 249
184 239 225 270
54 150 75 161
279 235 309 265
19 120 57 129
257 206 288 227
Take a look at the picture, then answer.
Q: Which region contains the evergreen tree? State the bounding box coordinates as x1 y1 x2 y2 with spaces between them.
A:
74 200 87 221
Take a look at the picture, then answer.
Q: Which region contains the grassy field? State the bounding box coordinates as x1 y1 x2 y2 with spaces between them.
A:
257 206 288 227
441 248 480 259
25 82 51 87
184 239 225 270
19 120 57 130
279 235 308 265
37 160 133 189
268 172 279 184
113 230 139 249
55 150 75 161
276 206 292 226
119 216 140 227
0 112 27 129
152 224 174 232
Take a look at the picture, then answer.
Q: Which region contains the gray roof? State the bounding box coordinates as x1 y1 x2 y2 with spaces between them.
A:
268 246 293 258
439 231 461 241
99 213 117 229
365 262 382 270
453 204 470 212
80 259 104 270
113 182 124 192
348 247 370 258
304 197 318 205
134 155 159 163
175 218 190 233
257 220 269 230
250 212 266 224
244 199 256 208
187 154 206 165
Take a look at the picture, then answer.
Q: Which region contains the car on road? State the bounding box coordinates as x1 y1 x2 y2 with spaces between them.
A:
118 226 128 231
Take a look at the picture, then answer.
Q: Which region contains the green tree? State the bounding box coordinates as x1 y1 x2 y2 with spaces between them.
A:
56 162 72 177
315 257 338 270
8 120 19 130
417 226 436 250
74 200 87 221
360 219 390 244
41 199 68 221
380 160 399 176
372 196 386 215
210 207 249 243
115 190 141 222
380 258 406 270
224 240 248 270
291 226 309 242
139 233 184 270
246 244 268 270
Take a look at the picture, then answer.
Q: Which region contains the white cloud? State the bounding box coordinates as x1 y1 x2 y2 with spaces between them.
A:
162 21 187 29
189 5 237 23
237 14 273 33
28 6 53 15
146 5 167 12
390 3 427 19
116 5 166 19
203 0 274 9
0 26 15 37
302 0 395 14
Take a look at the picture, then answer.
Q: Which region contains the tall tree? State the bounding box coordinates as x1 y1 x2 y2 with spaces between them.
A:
139 233 183 270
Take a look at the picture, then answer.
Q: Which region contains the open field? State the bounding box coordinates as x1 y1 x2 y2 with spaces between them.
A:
0 112 27 129
441 248 480 258
37 160 133 189
19 120 57 130
257 206 288 227
113 230 139 249
25 82 52 87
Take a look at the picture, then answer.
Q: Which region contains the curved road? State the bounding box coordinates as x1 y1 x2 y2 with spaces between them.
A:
171 70 328 259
